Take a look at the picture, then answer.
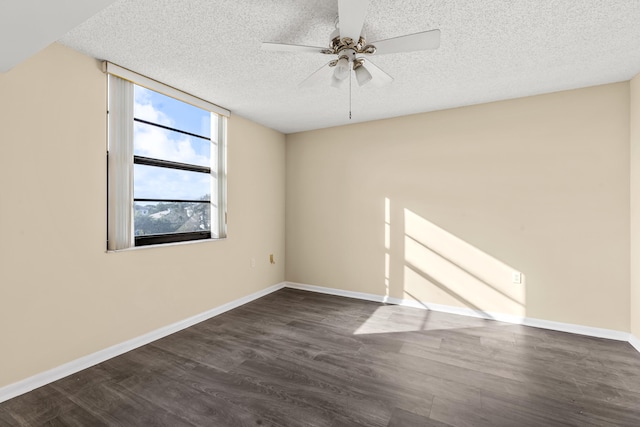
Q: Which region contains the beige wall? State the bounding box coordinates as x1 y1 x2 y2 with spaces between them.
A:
0 43 285 387
286 83 630 331
0 42 636 390
631 73 640 340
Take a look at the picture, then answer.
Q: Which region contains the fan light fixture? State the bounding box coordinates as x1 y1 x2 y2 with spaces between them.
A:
261 0 441 118
354 61 372 86
334 55 350 80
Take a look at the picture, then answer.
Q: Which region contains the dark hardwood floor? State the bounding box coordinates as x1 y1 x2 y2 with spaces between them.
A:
1 288 640 426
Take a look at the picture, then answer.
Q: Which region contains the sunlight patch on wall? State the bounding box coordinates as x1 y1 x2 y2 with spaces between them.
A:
403 209 525 316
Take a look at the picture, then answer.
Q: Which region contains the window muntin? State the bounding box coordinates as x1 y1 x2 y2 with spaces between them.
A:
133 160 212 200
133 121 212 168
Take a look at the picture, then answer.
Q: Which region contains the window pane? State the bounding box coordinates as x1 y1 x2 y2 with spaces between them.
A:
134 85 211 138
134 121 211 167
134 164 211 201
134 202 210 236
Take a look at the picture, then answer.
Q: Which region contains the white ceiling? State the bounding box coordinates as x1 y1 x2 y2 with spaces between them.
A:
54 0 640 133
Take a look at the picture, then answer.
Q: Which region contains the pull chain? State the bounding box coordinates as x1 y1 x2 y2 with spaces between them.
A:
349 68 352 120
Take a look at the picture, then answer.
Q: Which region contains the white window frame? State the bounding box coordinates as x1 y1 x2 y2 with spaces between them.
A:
105 62 229 250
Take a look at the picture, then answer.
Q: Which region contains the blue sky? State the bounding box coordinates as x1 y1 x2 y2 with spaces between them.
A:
135 85 211 138
133 85 214 201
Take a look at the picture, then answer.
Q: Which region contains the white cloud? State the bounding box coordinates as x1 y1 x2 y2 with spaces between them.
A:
134 123 210 166
134 87 173 126
134 164 210 201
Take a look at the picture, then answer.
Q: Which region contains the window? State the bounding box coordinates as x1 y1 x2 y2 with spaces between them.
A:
106 63 228 249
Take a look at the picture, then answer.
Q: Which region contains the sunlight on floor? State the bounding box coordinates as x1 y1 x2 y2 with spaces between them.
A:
353 305 493 335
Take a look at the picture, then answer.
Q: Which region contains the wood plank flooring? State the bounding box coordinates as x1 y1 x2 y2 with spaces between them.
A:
1 288 640 426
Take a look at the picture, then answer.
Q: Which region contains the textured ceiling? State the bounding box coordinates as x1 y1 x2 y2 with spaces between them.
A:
60 0 640 134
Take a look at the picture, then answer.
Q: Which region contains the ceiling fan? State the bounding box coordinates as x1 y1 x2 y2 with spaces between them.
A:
261 0 441 89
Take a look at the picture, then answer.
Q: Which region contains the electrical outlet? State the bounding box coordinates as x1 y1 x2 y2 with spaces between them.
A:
511 272 522 284
269 254 275 264
250 258 256 268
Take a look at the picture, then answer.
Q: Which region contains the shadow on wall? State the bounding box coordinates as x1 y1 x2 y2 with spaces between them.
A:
374 197 526 334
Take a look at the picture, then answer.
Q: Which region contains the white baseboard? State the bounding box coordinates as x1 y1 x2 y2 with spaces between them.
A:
285 282 631 342
2 280 636 404
286 281 393 304
0 282 286 404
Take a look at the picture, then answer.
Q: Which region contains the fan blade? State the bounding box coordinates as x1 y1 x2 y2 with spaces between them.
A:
262 42 326 53
338 0 369 42
362 59 393 87
371 29 441 55
298 62 334 88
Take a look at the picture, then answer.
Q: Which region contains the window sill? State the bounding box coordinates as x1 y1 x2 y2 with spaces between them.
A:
106 236 227 253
